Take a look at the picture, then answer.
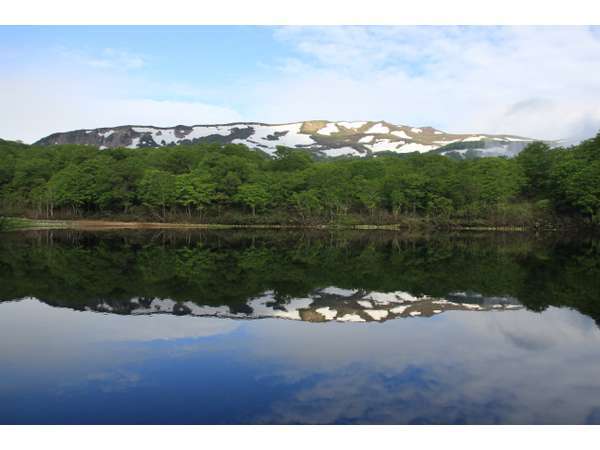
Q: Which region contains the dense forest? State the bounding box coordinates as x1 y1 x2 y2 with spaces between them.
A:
1 132 600 228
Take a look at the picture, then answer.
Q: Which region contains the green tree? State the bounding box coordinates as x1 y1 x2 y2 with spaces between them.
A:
353 176 381 216
138 169 177 219
516 141 553 197
234 183 270 216
175 173 216 217
291 189 321 220
48 164 94 215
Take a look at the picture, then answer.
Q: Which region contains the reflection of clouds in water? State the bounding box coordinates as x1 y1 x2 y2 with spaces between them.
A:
4 298 600 423
260 367 517 424
242 308 600 424
0 298 239 367
58 370 143 395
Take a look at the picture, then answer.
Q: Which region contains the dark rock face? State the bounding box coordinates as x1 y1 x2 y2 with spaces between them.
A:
36 126 142 149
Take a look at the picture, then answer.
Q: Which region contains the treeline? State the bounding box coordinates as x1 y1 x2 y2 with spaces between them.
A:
0 133 599 227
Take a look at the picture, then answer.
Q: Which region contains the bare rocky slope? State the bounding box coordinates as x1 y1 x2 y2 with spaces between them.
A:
34 120 535 158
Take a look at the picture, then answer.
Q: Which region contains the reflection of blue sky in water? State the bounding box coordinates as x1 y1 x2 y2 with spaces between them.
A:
2 298 600 424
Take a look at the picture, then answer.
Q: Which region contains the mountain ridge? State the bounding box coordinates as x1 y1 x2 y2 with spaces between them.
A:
34 120 536 158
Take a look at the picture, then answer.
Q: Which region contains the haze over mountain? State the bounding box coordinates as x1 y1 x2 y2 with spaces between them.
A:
34 120 534 158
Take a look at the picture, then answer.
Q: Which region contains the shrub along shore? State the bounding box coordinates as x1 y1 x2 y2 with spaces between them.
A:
0 216 536 232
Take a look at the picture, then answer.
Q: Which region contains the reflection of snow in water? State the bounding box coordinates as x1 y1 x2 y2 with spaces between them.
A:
337 313 366 322
315 307 337 320
321 287 358 296
112 287 523 323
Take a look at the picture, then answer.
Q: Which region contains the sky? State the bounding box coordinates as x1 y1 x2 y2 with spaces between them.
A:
1 25 600 144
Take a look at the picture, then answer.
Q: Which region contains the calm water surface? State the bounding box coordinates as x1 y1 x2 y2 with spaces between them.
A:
1 230 600 424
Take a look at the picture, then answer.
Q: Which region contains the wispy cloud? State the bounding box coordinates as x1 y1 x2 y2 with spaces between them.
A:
258 26 600 141
59 46 146 70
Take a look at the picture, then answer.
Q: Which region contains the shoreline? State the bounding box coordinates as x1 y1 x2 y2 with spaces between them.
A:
1 217 534 232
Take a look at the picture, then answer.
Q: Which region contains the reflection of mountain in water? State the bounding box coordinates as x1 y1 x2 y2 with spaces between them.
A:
89 288 522 322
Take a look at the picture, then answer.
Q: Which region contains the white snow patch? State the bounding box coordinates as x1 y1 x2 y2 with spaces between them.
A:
127 137 141 149
433 309 442 314
131 127 156 133
184 125 234 140
337 121 367 129
461 303 482 310
317 123 339 136
395 291 422 302
462 135 488 142
367 139 400 152
395 142 439 153
183 302 230 316
358 135 374 143
390 305 409 314
409 311 422 317
357 300 373 308
153 129 179 145
100 130 114 138
337 313 366 322
365 123 390 134
504 137 531 142
410 127 423 134
432 299 460 306
321 287 357 297
391 130 411 139
366 291 421 305
364 309 389 321
315 307 337 320
322 147 362 157
434 139 461 145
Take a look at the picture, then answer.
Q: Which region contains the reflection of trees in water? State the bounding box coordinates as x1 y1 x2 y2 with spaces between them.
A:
0 230 599 324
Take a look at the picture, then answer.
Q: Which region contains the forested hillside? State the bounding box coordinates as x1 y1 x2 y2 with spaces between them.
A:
1 134 599 228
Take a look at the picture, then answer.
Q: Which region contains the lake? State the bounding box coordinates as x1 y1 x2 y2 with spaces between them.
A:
1 229 600 424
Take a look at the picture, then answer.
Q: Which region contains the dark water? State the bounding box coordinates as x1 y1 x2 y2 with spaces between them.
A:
1 229 600 424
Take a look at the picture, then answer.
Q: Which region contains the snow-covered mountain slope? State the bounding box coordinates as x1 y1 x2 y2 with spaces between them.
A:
34 120 536 158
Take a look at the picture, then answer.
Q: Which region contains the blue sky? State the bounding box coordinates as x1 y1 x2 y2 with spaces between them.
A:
2 26 600 143
0 26 288 106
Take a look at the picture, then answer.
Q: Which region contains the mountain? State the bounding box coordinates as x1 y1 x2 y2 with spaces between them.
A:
34 120 535 158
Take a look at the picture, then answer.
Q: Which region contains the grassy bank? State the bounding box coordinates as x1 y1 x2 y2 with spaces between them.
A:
0 217 70 231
